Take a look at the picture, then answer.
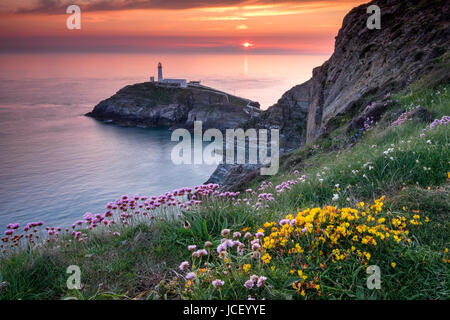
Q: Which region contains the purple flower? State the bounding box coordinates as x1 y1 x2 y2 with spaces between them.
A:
212 279 225 288
257 276 267 288
255 232 264 238
244 280 254 289
186 272 196 280
179 261 189 271
250 274 259 282
192 249 208 258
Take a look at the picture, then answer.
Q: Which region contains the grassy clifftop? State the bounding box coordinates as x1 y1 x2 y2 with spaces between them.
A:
1 82 448 300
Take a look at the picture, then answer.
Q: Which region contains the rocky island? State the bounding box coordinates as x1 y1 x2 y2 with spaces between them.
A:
86 82 261 131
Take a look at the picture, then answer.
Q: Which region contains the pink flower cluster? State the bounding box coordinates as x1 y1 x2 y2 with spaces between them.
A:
429 115 449 130
1 221 45 253
392 107 419 127
244 275 267 289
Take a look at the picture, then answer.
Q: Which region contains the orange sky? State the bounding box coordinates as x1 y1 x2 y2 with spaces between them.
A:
0 0 368 53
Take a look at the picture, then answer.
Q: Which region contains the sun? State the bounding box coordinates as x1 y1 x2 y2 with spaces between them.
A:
242 42 254 48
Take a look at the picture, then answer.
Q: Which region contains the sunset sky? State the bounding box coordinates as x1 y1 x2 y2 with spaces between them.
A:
0 0 367 54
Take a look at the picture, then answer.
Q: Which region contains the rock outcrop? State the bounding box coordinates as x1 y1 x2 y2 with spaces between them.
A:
244 80 311 152
87 82 261 131
305 0 449 142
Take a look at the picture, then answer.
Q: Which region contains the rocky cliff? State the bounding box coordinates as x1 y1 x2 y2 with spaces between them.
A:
305 0 449 142
209 0 450 190
87 82 261 131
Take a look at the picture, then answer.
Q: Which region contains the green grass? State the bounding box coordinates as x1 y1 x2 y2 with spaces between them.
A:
0 84 449 300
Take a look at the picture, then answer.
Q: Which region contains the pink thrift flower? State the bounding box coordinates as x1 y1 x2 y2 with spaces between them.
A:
212 279 225 288
244 280 254 289
179 261 189 271
186 272 196 280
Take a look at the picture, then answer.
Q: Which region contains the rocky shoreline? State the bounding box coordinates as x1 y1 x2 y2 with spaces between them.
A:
86 82 261 132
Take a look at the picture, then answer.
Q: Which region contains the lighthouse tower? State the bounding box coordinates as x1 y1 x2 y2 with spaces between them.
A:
158 62 163 82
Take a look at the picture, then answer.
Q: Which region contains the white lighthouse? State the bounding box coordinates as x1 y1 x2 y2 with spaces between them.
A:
150 62 195 88
158 62 163 82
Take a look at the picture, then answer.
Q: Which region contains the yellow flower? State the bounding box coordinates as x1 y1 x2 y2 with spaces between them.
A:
445 248 449 253
297 270 307 280
261 253 272 264
243 264 251 272
391 262 396 268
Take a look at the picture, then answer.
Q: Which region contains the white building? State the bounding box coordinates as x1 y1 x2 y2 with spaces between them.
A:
150 62 188 88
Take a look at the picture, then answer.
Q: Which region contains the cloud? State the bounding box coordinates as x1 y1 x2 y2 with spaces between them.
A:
189 16 248 21
12 0 358 14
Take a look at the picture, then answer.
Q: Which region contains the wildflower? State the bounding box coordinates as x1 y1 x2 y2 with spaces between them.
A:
243 264 251 272
113 232 120 237
179 261 189 271
332 194 339 201
192 249 208 258
186 272 196 280
244 279 254 289
221 229 231 237
261 253 272 264
212 279 224 288
391 262 396 268
188 245 197 251
255 232 264 238
204 241 212 248
257 276 267 288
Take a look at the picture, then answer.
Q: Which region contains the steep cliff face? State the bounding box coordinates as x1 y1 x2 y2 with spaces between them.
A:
87 82 260 131
244 80 311 151
305 0 449 142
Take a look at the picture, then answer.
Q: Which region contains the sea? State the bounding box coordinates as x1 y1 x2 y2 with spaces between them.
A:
0 52 329 232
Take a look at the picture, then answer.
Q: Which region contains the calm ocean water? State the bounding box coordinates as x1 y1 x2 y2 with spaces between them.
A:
0 53 328 231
